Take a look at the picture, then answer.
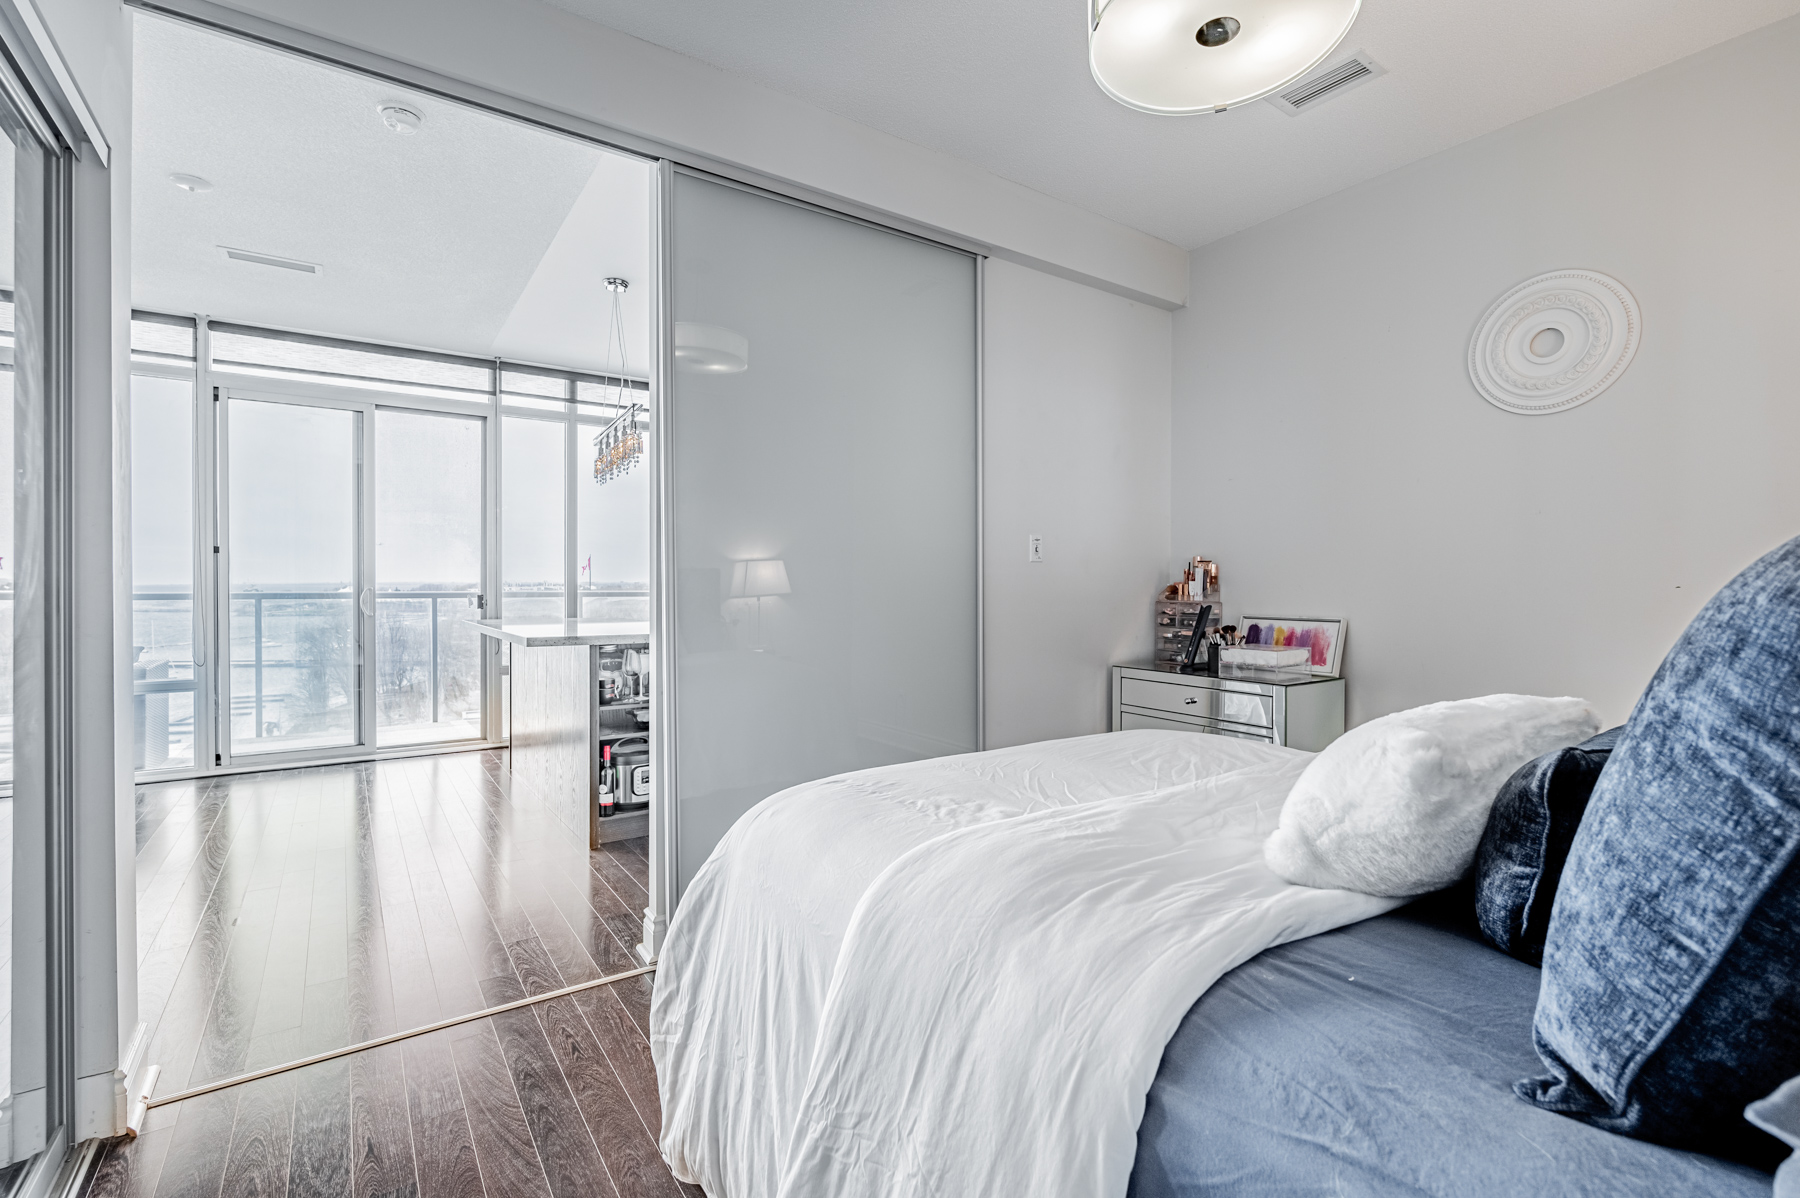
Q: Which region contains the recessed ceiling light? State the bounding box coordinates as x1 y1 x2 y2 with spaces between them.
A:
170 173 213 192
378 104 424 134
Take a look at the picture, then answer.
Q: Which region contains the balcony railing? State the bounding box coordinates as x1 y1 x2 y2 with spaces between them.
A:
127 588 647 762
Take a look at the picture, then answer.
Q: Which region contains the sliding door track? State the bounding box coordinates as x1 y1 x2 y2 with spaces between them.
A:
139 962 657 1116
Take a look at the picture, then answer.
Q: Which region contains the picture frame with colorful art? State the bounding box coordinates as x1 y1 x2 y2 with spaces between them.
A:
1236 616 1345 678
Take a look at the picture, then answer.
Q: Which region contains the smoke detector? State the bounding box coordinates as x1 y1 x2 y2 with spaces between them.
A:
170 173 213 192
378 104 424 134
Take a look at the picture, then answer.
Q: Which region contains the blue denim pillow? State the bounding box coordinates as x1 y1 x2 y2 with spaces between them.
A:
1747 1076 1800 1196
1518 534 1800 1165
1474 726 1624 966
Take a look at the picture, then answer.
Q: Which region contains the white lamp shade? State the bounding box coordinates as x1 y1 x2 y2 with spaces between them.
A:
1090 0 1359 115
675 322 750 374
730 558 791 598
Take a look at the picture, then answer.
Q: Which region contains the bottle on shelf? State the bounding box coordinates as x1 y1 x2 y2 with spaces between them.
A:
599 744 616 818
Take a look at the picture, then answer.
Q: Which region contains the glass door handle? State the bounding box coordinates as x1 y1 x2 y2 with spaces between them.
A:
360 587 375 616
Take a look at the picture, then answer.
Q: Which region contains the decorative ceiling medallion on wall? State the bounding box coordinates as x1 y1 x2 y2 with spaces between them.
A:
1468 270 1640 416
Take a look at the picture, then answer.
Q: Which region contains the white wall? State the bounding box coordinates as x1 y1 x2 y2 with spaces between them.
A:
1173 17 1800 729
984 259 1172 748
198 0 1188 309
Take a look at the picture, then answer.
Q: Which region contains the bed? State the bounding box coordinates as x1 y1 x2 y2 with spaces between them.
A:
1130 890 1769 1197
650 730 1774 1197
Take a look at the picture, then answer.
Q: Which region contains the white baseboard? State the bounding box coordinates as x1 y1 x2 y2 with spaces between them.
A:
637 903 666 965
85 1021 158 1141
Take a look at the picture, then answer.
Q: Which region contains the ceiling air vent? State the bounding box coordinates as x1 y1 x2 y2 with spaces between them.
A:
220 246 322 274
1266 51 1384 115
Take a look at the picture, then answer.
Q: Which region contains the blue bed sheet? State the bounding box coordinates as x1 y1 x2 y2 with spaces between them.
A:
1128 893 1774 1197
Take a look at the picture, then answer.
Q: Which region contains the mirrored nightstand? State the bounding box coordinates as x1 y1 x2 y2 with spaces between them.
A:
1111 661 1345 751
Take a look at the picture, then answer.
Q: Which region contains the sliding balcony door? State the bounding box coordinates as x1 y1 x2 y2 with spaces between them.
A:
657 170 980 906
221 393 364 757
218 392 489 765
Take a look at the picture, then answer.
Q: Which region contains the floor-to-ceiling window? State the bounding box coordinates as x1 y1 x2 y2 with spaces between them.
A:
579 423 650 621
374 409 485 747
500 413 566 623
128 319 651 778
129 319 201 773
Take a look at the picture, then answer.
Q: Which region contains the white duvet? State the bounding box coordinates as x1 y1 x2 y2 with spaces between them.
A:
651 730 1401 1198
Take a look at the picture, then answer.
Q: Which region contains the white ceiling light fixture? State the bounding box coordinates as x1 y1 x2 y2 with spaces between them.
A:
378 104 425 134
1089 0 1362 116
169 172 213 192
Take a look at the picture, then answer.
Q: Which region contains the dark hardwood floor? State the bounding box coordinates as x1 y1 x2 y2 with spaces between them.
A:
83 751 700 1198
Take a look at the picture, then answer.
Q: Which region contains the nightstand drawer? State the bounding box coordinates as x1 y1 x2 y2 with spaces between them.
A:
1118 677 1275 729
1119 710 1273 741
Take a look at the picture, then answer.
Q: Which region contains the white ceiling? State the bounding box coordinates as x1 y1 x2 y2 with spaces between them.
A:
542 0 1800 250
132 14 652 373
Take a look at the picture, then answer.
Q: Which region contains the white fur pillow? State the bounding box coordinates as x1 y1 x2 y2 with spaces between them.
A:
1264 694 1601 897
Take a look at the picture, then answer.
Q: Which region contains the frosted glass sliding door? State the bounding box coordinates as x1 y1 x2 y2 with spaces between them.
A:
667 172 979 895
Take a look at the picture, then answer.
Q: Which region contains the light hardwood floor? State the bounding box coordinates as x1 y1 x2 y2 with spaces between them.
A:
81 751 698 1198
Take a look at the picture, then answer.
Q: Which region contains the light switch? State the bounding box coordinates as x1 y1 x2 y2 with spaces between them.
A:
1028 535 1043 563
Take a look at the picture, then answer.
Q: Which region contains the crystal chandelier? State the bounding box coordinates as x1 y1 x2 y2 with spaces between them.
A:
593 406 643 485
593 276 645 486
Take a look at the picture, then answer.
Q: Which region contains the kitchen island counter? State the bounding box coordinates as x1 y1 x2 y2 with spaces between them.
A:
475 620 650 849
472 619 649 649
